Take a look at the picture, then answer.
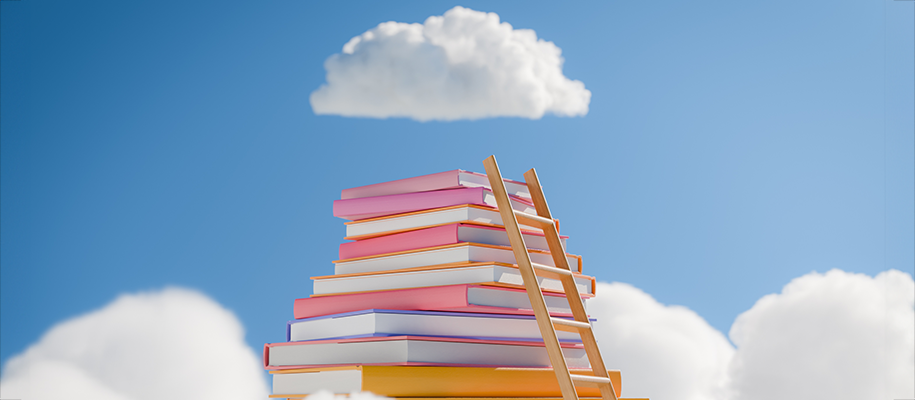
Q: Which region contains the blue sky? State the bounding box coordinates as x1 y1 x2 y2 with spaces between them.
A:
1 0 912 373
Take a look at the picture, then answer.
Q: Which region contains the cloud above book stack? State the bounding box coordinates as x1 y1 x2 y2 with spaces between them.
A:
309 6 591 121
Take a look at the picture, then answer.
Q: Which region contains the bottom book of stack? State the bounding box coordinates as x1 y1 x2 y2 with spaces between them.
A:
269 366 624 398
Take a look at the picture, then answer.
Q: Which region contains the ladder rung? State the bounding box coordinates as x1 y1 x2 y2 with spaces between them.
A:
531 262 574 279
570 374 613 387
512 209 554 227
551 317 592 332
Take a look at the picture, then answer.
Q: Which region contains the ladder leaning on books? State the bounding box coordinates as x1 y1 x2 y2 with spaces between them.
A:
483 155 619 400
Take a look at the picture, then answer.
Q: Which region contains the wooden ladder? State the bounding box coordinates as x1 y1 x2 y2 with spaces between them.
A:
483 155 618 400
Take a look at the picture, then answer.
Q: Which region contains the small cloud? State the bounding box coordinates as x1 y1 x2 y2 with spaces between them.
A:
0 287 269 400
310 6 590 121
588 269 915 400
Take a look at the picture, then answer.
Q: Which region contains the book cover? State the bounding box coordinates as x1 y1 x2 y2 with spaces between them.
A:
343 204 553 240
339 223 567 259
269 365 622 398
286 309 593 342
263 335 588 370
334 242 582 275
332 187 536 221
340 169 531 200
294 284 585 319
311 262 596 296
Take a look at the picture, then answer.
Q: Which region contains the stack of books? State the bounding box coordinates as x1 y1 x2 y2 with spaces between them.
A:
264 170 643 400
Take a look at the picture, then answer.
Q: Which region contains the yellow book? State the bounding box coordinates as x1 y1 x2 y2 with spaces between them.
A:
269 366 622 398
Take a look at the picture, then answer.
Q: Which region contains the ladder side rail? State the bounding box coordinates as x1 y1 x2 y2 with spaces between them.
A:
523 168 619 400
522 168 570 267
483 156 579 400
523 168 592 318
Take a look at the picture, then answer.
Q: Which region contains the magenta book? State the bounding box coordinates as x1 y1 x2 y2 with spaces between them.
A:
294 284 585 319
332 187 536 221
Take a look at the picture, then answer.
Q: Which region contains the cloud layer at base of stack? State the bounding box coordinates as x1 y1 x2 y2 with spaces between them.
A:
2 269 910 400
590 269 915 400
0 287 268 400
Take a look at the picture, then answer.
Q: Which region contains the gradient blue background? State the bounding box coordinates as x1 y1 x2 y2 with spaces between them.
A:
2 0 913 367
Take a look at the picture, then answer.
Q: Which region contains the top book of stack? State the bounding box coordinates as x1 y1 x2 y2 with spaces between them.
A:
334 170 538 221
340 169 532 200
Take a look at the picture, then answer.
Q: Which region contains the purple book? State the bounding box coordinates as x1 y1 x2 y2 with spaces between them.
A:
286 309 594 343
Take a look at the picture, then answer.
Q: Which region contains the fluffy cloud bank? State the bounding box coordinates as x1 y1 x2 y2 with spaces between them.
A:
590 282 734 400
0 288 268 400
589 269 915 400
726 269 914 400
2 271 911 400
309 6 590 121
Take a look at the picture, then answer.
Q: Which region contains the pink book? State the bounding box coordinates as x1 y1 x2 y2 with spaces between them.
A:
333 187 536 221
339 223 568 259
294 285 586 319
340 169 531 200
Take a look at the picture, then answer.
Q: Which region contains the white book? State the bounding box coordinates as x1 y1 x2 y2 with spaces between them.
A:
287 309 588 342
335 243 581 275
344 205 546 240
265 336 589 369
273 369 364 396
312 263 594 296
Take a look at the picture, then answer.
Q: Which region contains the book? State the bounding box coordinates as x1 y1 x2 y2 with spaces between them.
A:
344 204 553 240
263 336 589 370
339 223 567 259
335 242 582 275
333 187 537 221
269 366 621 398
294 285 586 319
278 397 623 400
312 262 595 296
278 397 629 400
340 169 532 200
287 309 591 342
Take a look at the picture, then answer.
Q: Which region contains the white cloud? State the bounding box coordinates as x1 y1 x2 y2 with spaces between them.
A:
309 6 590 121
589 282 735 400
727 269 914 400
3 271 911 400
588 269 915 400
0 287 269 400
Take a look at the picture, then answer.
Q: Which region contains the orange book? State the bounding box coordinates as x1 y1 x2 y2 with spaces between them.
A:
269 366 622 398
